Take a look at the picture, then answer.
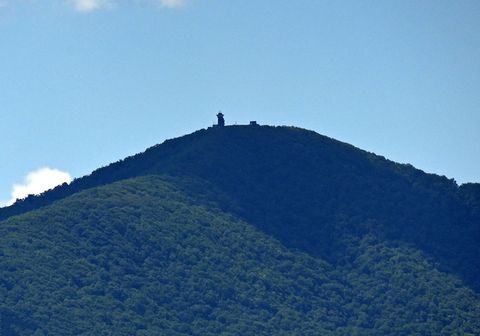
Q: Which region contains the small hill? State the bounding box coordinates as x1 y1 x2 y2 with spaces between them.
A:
1 176 479 335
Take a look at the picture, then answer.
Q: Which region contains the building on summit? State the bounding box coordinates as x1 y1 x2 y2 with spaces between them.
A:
216 112 225 127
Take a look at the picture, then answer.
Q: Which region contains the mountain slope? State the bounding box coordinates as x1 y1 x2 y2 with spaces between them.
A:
1 175 479 335
2 125 478 291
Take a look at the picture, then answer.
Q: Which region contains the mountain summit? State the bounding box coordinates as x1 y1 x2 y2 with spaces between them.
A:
1 125 479 335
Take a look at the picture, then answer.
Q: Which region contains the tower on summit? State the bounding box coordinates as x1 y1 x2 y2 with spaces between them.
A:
216 112 225 127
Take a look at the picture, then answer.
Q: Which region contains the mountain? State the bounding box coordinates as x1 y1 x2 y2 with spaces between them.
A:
1 125 479 335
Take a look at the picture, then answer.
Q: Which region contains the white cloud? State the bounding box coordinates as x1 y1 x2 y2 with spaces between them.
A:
3 167 72 207
70 0 188 12
159 0 186 8
71 0 112 12
0 0 188 12
69 0 187 12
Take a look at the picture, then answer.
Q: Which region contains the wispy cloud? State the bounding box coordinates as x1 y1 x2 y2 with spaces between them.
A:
159 0 186 8
2 167 72 207
70 0 188 12
0 0 188 12
71 0 112 12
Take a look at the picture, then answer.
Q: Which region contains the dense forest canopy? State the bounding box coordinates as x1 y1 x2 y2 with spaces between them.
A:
1 125 479 335
1 176 479 335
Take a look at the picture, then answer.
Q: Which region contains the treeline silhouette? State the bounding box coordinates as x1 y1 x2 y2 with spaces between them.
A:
1 125 479 291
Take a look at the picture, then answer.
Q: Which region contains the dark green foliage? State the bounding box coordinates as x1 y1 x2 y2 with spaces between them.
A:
3 125 476 289
1 176 479 335
1 126 480 334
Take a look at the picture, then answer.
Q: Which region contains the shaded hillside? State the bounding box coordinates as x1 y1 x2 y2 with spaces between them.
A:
1 176 479 335
1 125 479 291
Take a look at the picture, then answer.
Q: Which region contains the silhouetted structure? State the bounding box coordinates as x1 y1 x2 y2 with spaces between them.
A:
217 112 225 127
250 121 258 126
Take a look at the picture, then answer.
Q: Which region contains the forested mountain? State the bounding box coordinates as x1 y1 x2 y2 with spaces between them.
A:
1 125 479 335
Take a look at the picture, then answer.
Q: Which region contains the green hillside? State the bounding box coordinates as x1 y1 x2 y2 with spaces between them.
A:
2 125 479 291
1 176 479 335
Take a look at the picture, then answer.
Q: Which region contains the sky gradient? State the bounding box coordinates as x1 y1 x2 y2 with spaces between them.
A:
1 0 479 205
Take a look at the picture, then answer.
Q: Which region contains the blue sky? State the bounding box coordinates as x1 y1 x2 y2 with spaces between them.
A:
1 0 479 205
